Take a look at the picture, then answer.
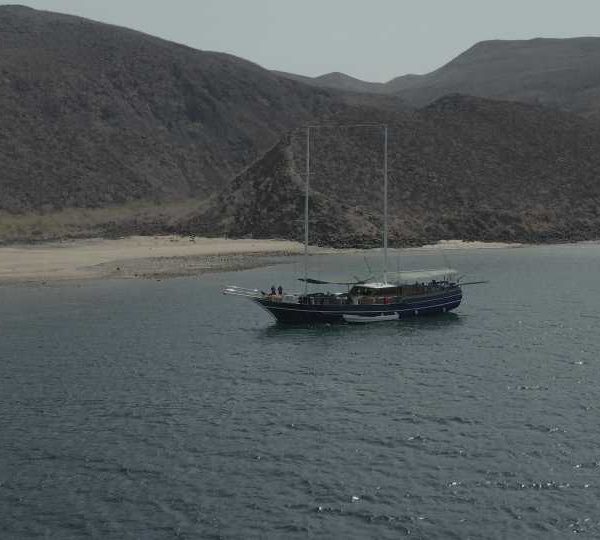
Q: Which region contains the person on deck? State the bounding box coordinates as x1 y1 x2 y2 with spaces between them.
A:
278 285 283 296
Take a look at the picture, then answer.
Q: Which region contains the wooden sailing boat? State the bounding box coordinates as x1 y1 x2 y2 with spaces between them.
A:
224 125 464 324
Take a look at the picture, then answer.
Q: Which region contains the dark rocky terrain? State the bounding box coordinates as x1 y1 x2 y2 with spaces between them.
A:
0 5 350 213
391 38 600 116
180 95 600 246
2 6 600 247
274 70 389 95
278 38 600 117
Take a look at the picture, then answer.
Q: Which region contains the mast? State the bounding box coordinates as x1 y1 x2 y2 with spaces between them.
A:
304 126 310 293
383 125 388 284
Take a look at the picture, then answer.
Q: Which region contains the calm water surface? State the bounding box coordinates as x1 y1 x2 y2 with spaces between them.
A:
1 244 599 538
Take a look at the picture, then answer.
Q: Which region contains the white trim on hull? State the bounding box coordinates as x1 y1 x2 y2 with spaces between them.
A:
343 313 399 323
258 294 463 314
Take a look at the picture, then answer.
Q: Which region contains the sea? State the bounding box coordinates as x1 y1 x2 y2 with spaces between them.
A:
1 243 599 539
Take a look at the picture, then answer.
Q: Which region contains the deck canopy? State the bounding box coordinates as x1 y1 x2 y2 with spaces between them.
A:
386 268 459 285
298 269 459 289
358 269 459 289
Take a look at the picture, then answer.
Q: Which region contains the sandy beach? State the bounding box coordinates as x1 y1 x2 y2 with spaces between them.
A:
411 239 522 250
0 236 525 285
0 236 305 284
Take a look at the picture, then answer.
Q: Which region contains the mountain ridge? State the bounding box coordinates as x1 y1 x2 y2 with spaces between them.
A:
177 94 600 246
0 4 353 212
2 7 600 247
275 37 600 116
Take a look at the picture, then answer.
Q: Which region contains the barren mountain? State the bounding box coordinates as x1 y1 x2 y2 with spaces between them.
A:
3 6 600 247
180 95 600 246
0 5 349 212
273 70 388 94
391 38 600 115
277 38 600 116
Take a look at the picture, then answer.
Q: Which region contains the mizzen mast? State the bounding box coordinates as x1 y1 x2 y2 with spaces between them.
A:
383 124 389 284
304 126 310 294
300 123 388 290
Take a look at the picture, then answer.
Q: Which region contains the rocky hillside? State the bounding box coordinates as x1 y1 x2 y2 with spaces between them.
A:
277 38 600 116
391 38 600 116
180 95 600 246
0 5 350 212
273 70 388 94
3 6 600 247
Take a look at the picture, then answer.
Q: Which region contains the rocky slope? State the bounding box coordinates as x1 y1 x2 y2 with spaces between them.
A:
391 38 600 116
277 38 600 116
179 95 600 246
3 7 600 247
273 70 389 94
0 5 349 212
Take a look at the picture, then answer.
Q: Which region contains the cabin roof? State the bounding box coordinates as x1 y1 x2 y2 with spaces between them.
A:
357 269 458 289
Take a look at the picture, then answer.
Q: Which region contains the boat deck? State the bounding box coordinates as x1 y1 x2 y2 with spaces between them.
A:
254 286 463 323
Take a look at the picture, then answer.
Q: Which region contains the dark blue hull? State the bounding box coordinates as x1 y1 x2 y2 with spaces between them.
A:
255 288 462 324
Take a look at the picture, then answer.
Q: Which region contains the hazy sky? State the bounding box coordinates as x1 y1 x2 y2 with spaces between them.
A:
8 1 600 81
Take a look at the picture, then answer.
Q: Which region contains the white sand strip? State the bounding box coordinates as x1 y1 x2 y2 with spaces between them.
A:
0 236 304 283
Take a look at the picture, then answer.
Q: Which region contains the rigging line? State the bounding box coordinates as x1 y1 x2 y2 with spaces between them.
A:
383 124 389 284
304 126 310 294
441 247 453 271
388 170 399 274
363 255 373 277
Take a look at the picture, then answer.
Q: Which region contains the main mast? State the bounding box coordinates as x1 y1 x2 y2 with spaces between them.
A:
383 125 388 284
301 123 387 290
304 126 310 293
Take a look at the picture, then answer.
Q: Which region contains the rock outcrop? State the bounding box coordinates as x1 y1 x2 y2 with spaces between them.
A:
179 95 600 246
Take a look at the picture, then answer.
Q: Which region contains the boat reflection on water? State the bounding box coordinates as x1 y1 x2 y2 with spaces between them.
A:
258 310 463 337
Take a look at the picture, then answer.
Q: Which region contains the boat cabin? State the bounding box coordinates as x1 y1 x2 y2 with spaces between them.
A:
256 269 459 307
348 269 459 305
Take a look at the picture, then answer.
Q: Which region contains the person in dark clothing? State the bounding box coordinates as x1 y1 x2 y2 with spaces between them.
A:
270 286 276 295
277 285 283 296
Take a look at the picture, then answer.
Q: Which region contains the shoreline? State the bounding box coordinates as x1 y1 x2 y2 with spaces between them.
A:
0 235 571 286
0 236 306 285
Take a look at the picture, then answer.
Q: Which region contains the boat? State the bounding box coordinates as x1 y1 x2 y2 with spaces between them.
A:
223 268 462 324
223 124 466 324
